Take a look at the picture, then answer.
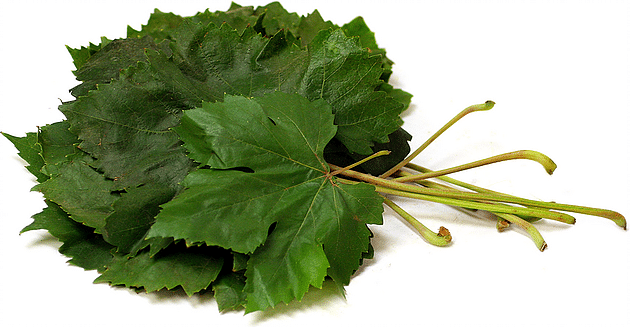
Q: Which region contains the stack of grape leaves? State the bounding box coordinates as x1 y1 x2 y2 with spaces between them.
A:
3 2 624 314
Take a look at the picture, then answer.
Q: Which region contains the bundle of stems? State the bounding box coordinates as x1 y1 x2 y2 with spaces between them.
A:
330 101 626 251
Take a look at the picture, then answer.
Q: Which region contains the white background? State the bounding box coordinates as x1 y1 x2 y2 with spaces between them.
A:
1 1 628 326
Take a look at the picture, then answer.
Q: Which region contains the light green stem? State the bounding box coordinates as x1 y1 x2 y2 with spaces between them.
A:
392 150 557 183
329 150 390 177
404 163 627 229
405 162 505 195
374 185 575 224
495 213 547 251
332 165 576 224
380 101 495 178
401 171 547 250
382 197 452 246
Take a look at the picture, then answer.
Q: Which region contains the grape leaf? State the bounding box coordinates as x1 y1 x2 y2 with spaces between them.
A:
296 9 335 47
73 6 405 156
342 16 393 81
23 200 115 272
6 3 411 313
9 122 168 256
127 4 261 41
102 183 175 253
95 243 225 296
32 152 117 232
66 37 112 72
37 121 81 167
2 131 47 182
60 59 195 192
213 271 247 312
173 23 404 154
69 36 170 97
147 92 383 312
59 21 402 215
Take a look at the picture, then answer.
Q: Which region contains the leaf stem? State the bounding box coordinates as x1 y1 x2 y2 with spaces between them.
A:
399 171 547 250
404 163 627 229
382 197 452 246
494 213 547 251
392 150 557 183
331 164 576 224
405 162 505 195
380 100 495 178
374 185 575 224
329 150 390 177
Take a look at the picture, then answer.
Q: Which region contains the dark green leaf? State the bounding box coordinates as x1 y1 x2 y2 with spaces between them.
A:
37 121 79 164
60 59 194 192
2 131 47 182
32 153 117 232
102 183 175 253
70 36 171 97
379 82 413 111
127 9 185 40
232 252 249 272
296 10 335 47
164 22 404 154
22 200 88 241
342 16 394 81
23 201 115 272
61 235 115 272
299 28 404 154
253 2 301 37
37 121 82 176
95 244 225 296
324 127 413 176
66 37 112 71
213 271 247 312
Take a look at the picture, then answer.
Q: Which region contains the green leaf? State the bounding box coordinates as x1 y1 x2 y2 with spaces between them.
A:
232 252 249 272
127 6 259 41
213 271 247 312
12 123 117 270
95 244 225 296
127 9 185 40
60 234 115 272
149 92 383 312
102 183 175 253
2 131 47 182
23 201 115 272
32 153 117 232
60 59 194 192
70 36 171 97
378 82 413 111
149 93 337 251
252 1 301 37
296 10 335 47
299 28 404 154
342 16 394 81
66 37 112 71
61 20 402 194
22 200 88 240
162 22 404 154
37 121 82 176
